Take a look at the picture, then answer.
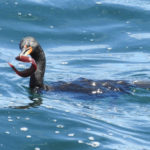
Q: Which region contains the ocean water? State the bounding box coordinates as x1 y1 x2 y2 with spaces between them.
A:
0 0 150 149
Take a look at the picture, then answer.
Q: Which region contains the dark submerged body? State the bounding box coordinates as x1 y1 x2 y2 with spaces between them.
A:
47 78 132 95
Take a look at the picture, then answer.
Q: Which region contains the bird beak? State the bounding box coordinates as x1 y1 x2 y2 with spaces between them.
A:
20 45 32 56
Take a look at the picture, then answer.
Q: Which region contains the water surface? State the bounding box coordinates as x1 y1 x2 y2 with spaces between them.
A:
0 0 150 149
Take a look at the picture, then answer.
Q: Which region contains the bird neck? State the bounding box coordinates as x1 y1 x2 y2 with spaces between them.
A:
29 46 46 90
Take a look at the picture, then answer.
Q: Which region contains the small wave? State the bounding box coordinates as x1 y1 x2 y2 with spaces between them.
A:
128 33 150 40
26 0 150 11
26 0 50 4
50 44 109 52
26 0 94 9
99 0 150 11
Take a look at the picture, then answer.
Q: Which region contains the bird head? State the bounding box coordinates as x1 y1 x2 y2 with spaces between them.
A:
19 36 39 57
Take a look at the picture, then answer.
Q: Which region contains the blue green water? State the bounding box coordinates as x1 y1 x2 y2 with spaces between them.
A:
0 0 150 149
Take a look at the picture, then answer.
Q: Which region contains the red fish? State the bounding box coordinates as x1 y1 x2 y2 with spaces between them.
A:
8 56 37 77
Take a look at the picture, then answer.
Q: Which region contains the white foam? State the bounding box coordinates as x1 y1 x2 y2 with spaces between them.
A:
5 131 10 134
88 136 95 141
86 141 100 147
34 147 40 150
100 0 150 11
20 127 28 131
68 133 75 137
56 124 64 128
26 135 32 138
78 140 84 144
55 131 60 134
128 33 150 40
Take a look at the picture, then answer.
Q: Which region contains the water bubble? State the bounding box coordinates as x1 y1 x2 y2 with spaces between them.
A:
45 105 53 109
16 116 20 119
33 98 39 101
117 81 123 84
61 61 68 65
56 124 64 128
14 2 18 5
26 135 31 138
87 141 100 147
55 131 60 134
35 147 40 150
132 89 136 93
5 131 10 134
108 132 113 136
90 39 94 42
65 109 70 113
8 119 13 122
107 47 112 50
53 119 57 122
68 133 75 137
114 88 117 91
76 103 82 107
8 116 13 122
78 140 84 144
108 86 111 89
49 25 54 29
20 127 28 131
91 33 95 36
91 82 96 86
28 13 32 16
139 46 143 49
97 89 103 94
86 128 91 131
18 12 22 16
96 1 102 5
126 21 130 24
127 32 131 35
92 91 97 94
88 136 95 141
25 117 30 120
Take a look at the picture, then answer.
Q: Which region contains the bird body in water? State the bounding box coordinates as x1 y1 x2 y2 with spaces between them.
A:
9 37 150 95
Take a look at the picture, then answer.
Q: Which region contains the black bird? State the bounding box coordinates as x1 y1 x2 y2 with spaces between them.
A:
19 36 47 91
11 36 149 95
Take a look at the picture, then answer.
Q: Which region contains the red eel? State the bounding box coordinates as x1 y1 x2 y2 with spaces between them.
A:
8 56 37 77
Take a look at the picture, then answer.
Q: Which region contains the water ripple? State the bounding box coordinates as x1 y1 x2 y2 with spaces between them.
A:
0 0 150 150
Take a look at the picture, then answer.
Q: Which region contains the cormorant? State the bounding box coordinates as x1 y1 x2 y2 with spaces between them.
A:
9 36 147 95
